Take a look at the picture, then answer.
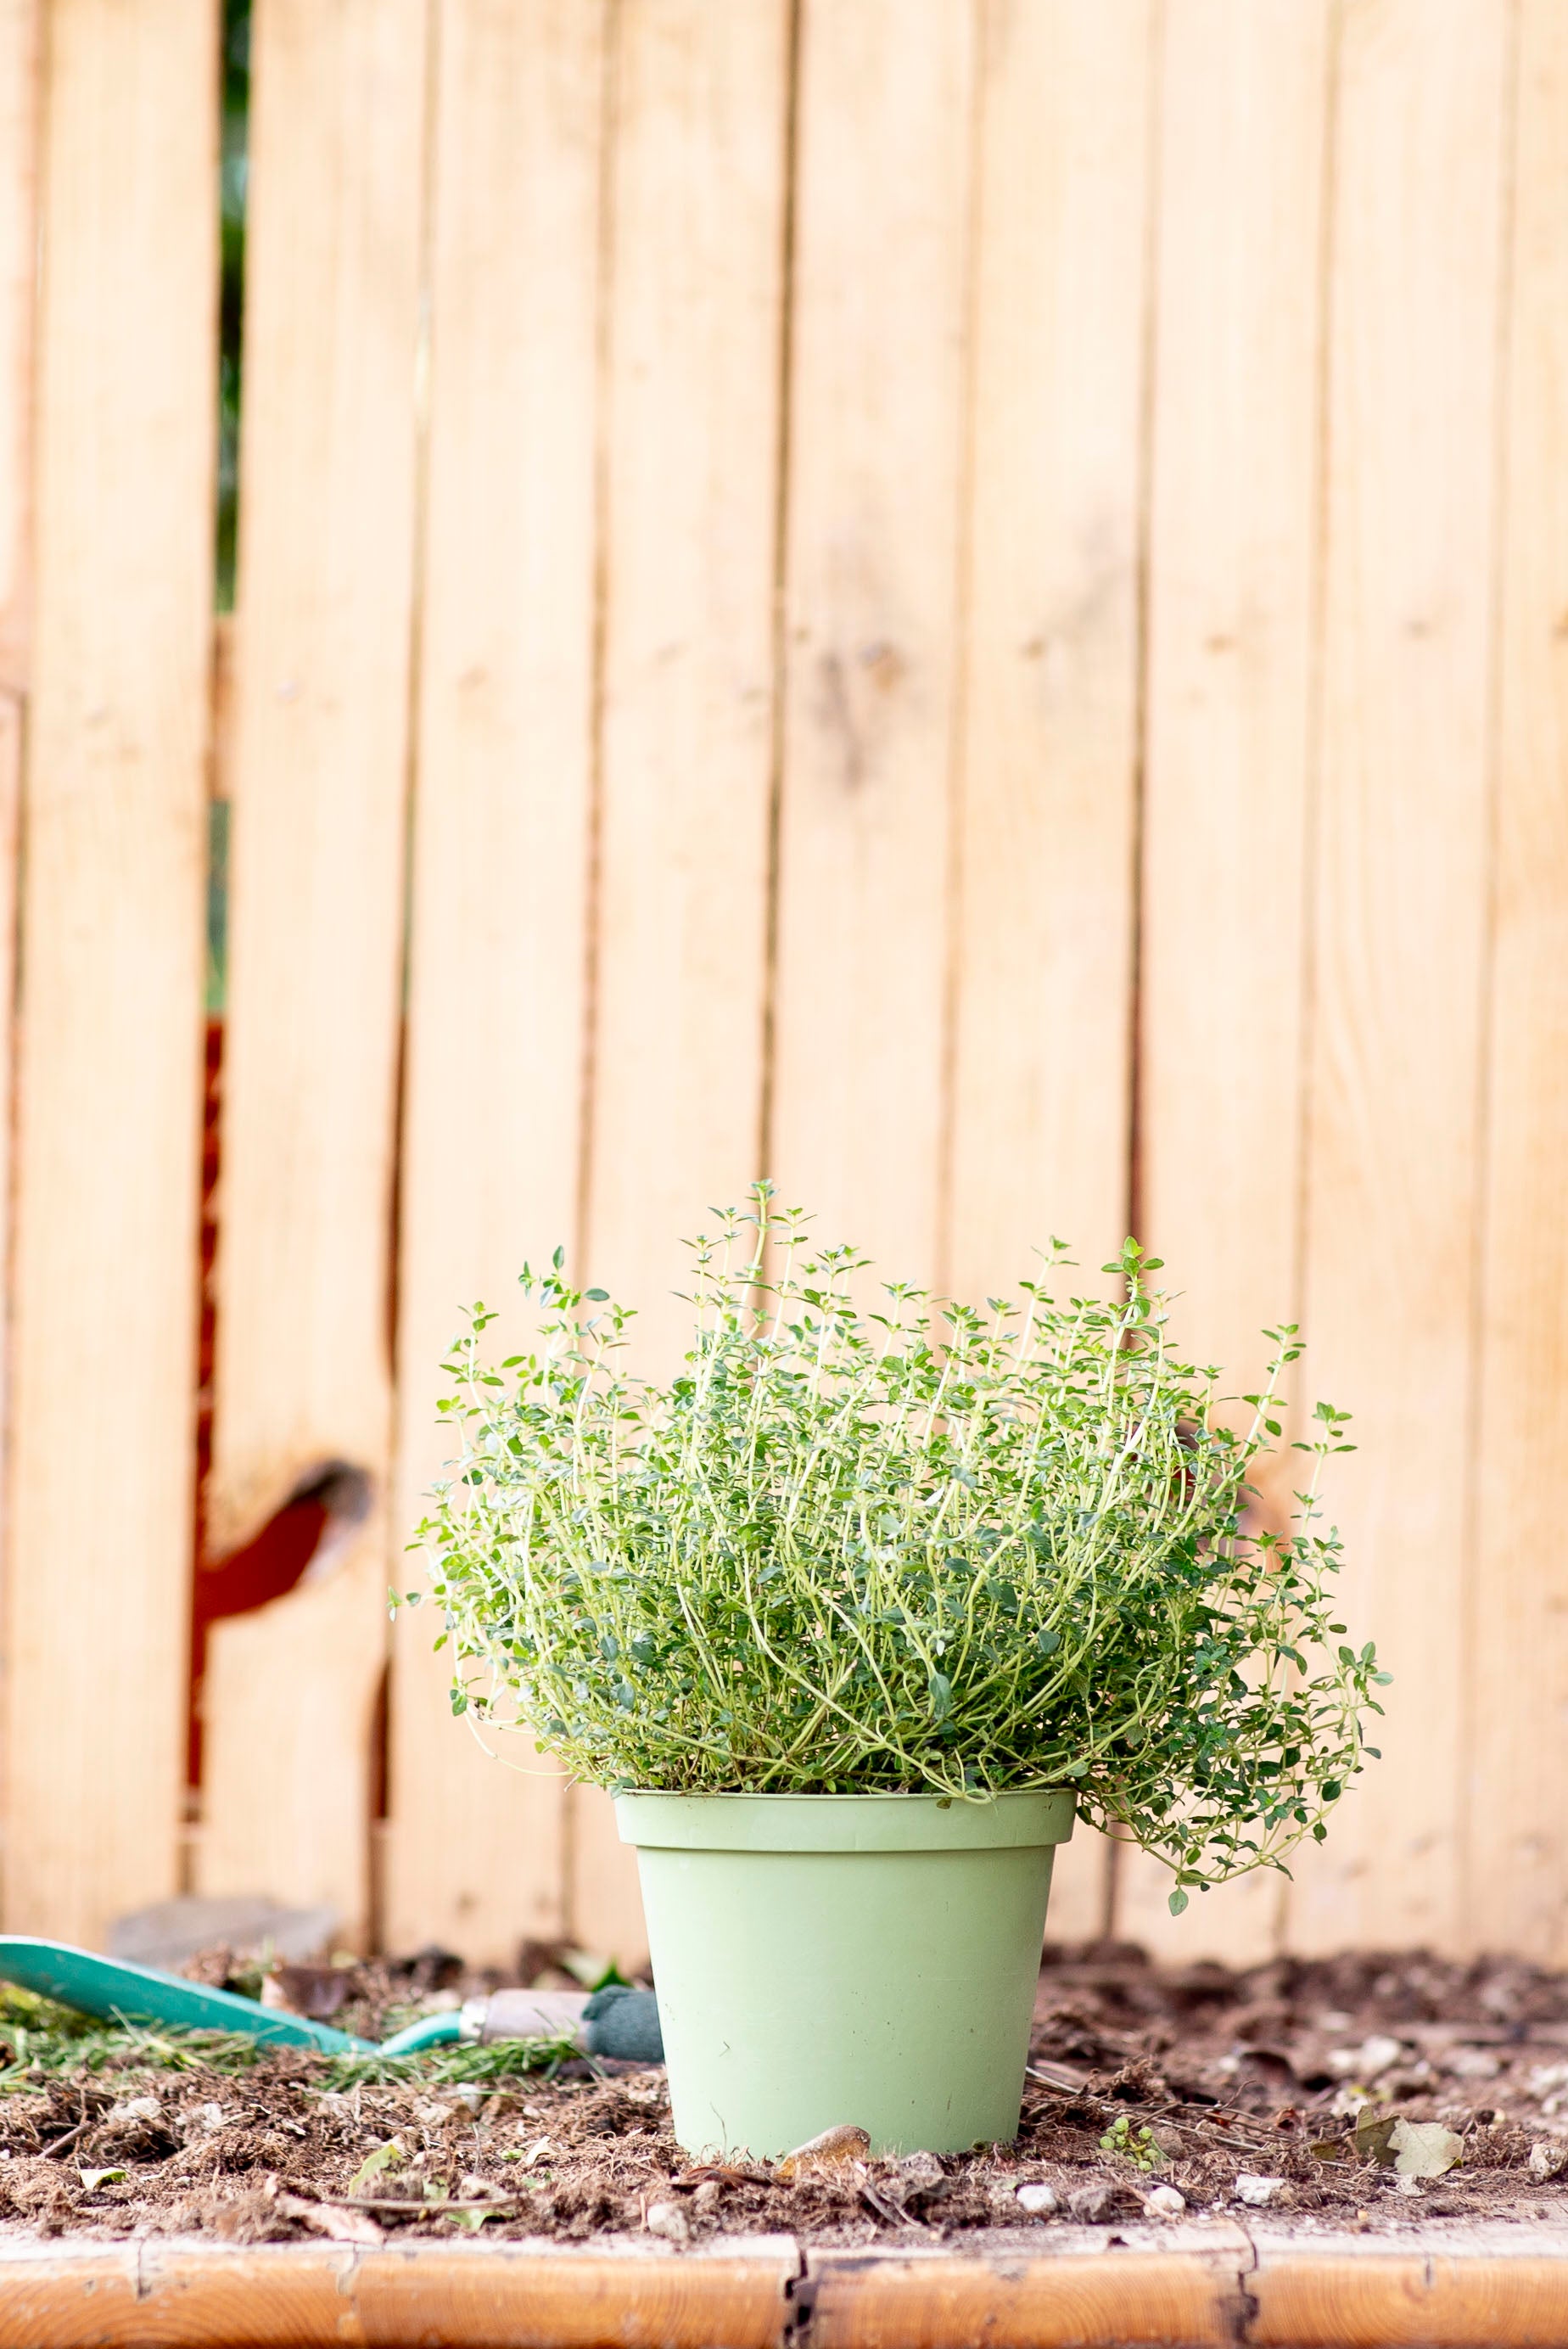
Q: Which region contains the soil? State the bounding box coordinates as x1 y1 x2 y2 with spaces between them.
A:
4 1941 1568 2248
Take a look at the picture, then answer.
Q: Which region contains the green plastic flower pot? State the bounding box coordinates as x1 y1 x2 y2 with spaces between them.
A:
613 1788 1075 2158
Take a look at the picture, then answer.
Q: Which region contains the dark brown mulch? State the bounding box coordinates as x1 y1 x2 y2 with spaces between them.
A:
5 1943 1568 2245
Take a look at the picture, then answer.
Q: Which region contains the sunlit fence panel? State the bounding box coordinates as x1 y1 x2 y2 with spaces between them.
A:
0 0 1560 1971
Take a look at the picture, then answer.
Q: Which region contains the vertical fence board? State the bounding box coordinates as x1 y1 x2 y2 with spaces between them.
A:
5 0 215 1941
202 0 428 1937
1119 0 1330 1965
948 0 1151 1948
386 0 607 1967
0 0 36 1733
769 0 975 1279
572 0 791 1963
1468 0 1567 1959
0 0 36 696
1289 0 1511 1954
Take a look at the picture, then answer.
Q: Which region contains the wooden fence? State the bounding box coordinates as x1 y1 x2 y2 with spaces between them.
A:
0 0 1563 1972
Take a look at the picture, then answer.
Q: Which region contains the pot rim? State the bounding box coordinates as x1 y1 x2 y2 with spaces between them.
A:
613 1786 1076 1853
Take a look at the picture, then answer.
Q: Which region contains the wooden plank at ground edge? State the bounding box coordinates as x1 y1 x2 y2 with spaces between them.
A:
1465 0 1568 1961
769 0 976 1284
201 0 428 1939
572 0 791 1966
385 0 608 1967
5 0 216 1943
1119 0 1330 1967
947 0 1153 1953
1288 0 1511 1954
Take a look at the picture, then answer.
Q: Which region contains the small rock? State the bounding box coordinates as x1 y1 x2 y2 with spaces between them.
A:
776 2124 871 2182
1015 2182 1058 2216
98 2096 169 2156
1066 2180 1115 2223
692 2179 723 2215
1235 2174 1285 2207
1530 2141 1568 2181
898 2150 946 2192
1143 2184 1186 2219
645 2200 691 2244
1327 2034 1405 2084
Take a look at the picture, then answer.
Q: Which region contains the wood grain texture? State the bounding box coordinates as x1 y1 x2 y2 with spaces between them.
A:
1465 0 1568 1959
769 0 976 1282
947 0 1151 1950
1248 2246 1568 2349
0 2239 799 2349
202 0 428 1936
949 0 1146 1299
5 0 216 1941
1289 0 1512 1953
806 2244 1251 2349
572 0 790 1965
10 2237 1568 2349
0 3 31 1847
0 698 20 1628
384 0 607 1965
1120 0 1330 1966
0 0 36 693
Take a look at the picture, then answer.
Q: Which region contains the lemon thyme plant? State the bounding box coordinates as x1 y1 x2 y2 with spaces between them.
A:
410 1191 1387 1911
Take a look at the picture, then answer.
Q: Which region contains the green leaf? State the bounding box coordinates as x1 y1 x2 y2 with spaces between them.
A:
349 2140 406 2195
1168 1887 1189 1917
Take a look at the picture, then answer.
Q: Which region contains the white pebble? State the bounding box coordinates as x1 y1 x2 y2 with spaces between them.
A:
1014 2182 1058 2216
1143 2184 1186 2219
645 2200 691 2244
1530 2141 1567 2181
1234 2173 1285 2207
113 2096 163 2125
1326 2034 1403 2083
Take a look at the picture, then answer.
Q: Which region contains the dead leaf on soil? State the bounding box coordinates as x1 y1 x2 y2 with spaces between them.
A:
277 2193 384 2247
776 2124 871 2182
1354 2109 1463 2178
347 2139 405 2195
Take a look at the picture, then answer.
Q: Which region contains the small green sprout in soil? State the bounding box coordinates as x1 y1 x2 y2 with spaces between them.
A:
1099 2113 1162 2172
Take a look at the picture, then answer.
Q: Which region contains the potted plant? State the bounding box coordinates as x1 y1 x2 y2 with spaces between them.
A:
412 1190 1386 2158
